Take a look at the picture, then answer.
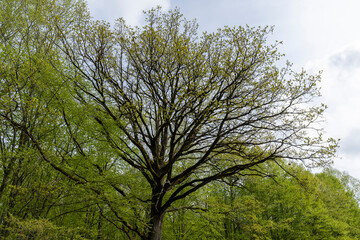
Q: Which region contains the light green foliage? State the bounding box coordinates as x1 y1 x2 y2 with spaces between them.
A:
5 214 93 240
163 164 360 240
0 0 109 239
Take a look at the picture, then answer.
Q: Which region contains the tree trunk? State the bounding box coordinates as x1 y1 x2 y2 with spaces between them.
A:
147 211 165 240
147 183 165 240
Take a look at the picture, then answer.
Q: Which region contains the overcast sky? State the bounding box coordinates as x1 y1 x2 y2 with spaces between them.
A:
87 0 360 178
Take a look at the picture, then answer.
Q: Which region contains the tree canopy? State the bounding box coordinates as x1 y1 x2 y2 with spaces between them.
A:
0 0 340 239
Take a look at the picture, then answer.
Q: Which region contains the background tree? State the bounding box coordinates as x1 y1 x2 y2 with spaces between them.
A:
163 164 360 240
0 0 106 238
0 0 64 234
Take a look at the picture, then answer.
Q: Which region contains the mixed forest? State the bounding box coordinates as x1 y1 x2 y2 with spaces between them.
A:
1 0 359 239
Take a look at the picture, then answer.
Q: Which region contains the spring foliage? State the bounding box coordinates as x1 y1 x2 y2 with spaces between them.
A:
0 0 344 239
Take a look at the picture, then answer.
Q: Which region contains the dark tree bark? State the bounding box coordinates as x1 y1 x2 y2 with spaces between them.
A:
148 204 165 240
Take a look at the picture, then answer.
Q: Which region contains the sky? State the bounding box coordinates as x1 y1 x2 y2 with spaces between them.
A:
87 0 360 178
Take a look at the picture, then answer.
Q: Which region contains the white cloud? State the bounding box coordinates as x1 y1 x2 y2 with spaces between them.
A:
306 41 360 178
87 0 171 26
296 0 360 60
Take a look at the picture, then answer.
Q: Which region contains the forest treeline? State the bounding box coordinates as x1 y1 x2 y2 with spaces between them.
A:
2 161 360 239
0 0 352 239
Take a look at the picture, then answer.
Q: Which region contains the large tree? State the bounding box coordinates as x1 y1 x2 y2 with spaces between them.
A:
1 2 338 239
55 7 337 239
